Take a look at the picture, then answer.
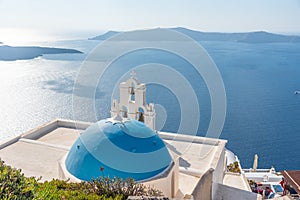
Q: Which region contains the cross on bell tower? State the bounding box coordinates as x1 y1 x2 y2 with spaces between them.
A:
130 71 136 79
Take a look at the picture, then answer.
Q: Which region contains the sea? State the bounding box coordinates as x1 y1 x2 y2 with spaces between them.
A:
0 38 299 171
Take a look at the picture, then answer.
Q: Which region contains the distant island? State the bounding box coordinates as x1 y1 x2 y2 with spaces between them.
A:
0 45 82 61
89 27 300 43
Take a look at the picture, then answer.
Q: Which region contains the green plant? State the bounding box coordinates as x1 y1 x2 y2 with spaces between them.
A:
227 161 241 173
0 158 162 200
34 179 114 200
0 159 38 200
91 177 163 198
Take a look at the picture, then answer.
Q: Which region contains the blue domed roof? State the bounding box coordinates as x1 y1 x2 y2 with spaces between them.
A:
65 119 172 181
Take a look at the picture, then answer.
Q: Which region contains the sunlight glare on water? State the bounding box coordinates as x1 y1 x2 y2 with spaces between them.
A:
0 58 80 140
0 28 69 46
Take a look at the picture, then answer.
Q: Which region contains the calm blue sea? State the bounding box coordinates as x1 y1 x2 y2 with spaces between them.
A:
0 39 299 171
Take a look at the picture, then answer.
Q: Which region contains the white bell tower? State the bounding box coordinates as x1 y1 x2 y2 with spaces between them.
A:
110 71 156 130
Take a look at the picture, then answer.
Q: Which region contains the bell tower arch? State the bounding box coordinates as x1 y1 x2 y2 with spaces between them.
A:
110 71 156 130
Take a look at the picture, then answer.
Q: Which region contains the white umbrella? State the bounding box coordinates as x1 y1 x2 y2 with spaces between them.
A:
253 154 258 172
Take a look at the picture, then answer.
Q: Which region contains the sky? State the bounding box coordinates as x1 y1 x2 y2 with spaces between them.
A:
0 0 300 43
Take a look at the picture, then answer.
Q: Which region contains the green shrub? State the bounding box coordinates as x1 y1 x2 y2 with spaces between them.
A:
0 159 162 200
227 161 241 173
34 179 124 200
91 177 162 197
0 159 38 199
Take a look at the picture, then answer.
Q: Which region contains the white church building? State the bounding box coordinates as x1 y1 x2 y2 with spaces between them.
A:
0 73 261 200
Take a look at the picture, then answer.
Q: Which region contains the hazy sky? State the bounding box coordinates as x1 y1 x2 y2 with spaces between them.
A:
0 0 300 42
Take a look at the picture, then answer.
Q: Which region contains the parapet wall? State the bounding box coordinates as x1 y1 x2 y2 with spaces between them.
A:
192 168 214 200
143 159 179 198
213 182 262 200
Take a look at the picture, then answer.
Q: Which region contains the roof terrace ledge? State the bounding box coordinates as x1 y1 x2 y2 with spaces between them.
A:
0 119 91 149
21 119 90 140
159 131 227 146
